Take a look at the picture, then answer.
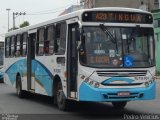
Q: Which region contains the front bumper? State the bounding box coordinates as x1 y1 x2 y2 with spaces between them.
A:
79 81 156 102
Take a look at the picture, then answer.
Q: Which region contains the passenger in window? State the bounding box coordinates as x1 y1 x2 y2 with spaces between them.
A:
22 46 27 56
44 47 49 54
15 50 20 57
45 41 50 54
39 47 44 55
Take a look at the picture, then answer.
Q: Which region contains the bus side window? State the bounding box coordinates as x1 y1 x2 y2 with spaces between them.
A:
45 25 55 55
5 37 11 57
22 33 27 56
15 34 21 57
55 22 66 54
11 36 16 57
0 42 4 65
36 28 45 56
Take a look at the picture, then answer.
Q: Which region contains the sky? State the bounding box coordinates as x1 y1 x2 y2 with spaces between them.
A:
0 0 80 40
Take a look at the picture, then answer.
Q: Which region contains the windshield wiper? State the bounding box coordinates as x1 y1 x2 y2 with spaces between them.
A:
99 24 116 43
99 24 118 53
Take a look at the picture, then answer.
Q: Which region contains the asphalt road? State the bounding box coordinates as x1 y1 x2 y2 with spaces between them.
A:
0 80 160 120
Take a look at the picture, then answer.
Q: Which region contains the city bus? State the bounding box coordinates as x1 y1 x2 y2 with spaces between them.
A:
4 7 156 110
0 40 4 82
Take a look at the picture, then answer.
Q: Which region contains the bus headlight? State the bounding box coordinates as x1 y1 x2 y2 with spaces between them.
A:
84 77 89 82
144 79 154 87
145 82 149 87
94 82 100 88
84 77 100 88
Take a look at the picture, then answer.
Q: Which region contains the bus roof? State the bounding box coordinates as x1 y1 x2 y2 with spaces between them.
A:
5 7 152 37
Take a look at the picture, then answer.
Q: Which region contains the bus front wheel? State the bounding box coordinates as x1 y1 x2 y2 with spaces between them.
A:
112 101 127 109
56 81 69 111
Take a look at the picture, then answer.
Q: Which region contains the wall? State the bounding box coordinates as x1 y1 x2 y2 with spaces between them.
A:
152 9 160 73
59 5 83 16
83 0 158 11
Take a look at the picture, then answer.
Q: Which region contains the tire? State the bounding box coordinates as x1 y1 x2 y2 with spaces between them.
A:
16 76 25 98
56 81 69 111
112 101 127 109
0 78 3 83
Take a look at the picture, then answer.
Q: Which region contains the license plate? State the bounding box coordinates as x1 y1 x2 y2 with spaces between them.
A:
117 91 130 96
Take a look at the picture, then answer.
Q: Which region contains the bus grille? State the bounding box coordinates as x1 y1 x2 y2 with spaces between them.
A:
101 83 143 86
96 70 147 77
103 92 142 99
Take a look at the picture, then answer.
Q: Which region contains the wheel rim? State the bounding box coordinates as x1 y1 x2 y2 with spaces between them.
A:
57 90 63 104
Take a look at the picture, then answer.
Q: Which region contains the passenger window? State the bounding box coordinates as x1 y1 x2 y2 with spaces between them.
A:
45 25 55 55
55 22 66 54
5 37 11 57
11 36 15 57
36 28 45 55
22 33 28 56
15 35 21 57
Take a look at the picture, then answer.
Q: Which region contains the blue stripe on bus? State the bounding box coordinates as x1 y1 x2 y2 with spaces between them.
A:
101 77 134 84
5 59 27 85
5 59 54 96
79 82 156 101
33 60 53 96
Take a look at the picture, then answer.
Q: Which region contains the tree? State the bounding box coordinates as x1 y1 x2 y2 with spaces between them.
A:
19 21 30 28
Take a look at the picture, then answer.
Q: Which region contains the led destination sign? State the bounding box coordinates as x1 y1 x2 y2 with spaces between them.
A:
82 11 153 24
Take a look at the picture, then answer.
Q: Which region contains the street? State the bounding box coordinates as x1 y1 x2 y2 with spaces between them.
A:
0 80 160 120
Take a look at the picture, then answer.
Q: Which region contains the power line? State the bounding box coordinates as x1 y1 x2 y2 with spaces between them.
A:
29 6 68 14
26 1 78 15
27 9 64 15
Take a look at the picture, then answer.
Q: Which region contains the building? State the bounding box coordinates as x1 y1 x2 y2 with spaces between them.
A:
151 0 160 73
81 0 159 11
152 8 160 73
59 5 83 16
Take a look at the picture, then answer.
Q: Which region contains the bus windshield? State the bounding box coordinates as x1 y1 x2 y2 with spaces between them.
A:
79 26 155 68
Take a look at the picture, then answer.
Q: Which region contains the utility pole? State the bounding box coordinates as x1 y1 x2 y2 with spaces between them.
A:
6 8 11 32
13 12 26 30
13 12 15 30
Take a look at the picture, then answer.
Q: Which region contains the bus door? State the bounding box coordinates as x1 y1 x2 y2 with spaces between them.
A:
67 22 79 98
27 30 36 90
